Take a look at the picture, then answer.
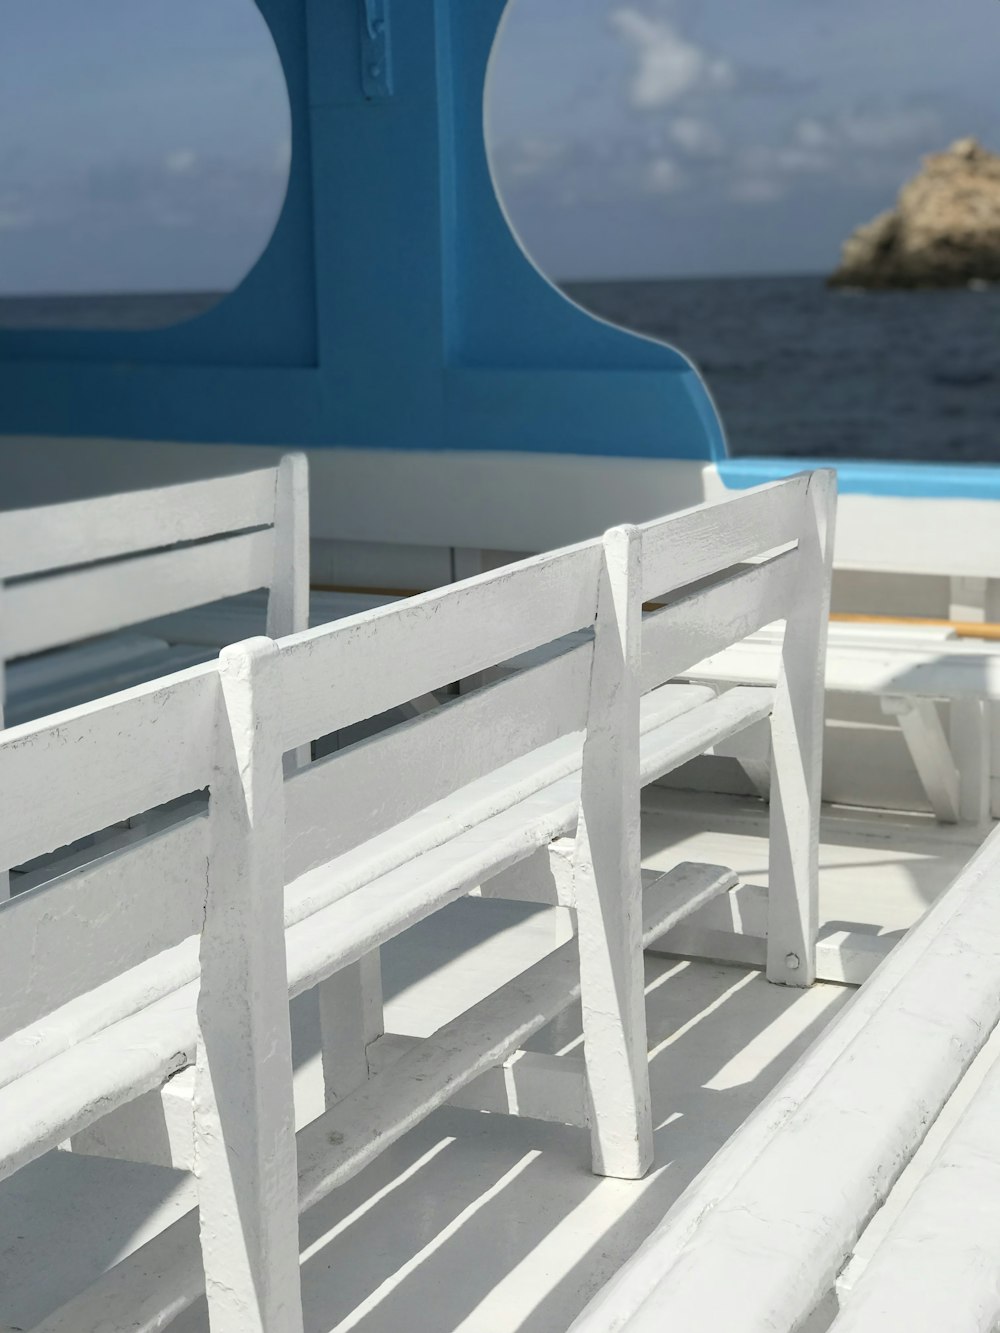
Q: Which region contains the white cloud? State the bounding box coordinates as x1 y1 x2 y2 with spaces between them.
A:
645 156 685 194
669 117 724 157
164 148 197 175
610 8 733 110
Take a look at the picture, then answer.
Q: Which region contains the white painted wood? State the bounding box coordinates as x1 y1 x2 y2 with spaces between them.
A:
983 579 1000 818
283 642 595 879
277 541 602 751
0 816 205 1043
367 1035 589 1126
297 941 581 1212
569 821 1000 1333
0 664 216 874
829 1048 1000 1333
1 477 837 1332
766 470 835 986
317 955 383 1106
640 863 738 948
950 699 990 825
640 550 797 693
26 934 581 1333
638 686 774 788
639 471 808 602
4 529 275 659
574 525 653 1179
197 637 303 1333
882 697 960 823
0 467 278 580
265 453 310 642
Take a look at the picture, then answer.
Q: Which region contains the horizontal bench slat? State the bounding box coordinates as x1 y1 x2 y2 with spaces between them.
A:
688 636 1000 701
0 468 278 580
284 642 594 878
278 542 602 751
0 816 206 1044
642 550 798 693
640 473 808 602
6 529 275 659
0 666 216 871
297 939 581 1209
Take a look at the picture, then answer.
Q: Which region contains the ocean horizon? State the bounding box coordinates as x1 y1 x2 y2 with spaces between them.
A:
2 274 998 464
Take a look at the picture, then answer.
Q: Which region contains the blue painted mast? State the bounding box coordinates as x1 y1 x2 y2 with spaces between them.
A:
0 0 725 464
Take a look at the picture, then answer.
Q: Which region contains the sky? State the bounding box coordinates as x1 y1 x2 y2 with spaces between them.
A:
1 0 999 294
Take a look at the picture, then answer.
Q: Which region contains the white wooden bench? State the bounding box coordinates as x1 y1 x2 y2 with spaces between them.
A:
688 604 1000 826
569 817 1000 1333
0 453 310 900
0 471 833 1332
0 452 308 733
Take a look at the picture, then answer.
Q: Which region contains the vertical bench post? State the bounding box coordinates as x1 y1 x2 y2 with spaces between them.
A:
767 471 836 986
266 453 310 644
574 524 653 1179
197 637 304 1333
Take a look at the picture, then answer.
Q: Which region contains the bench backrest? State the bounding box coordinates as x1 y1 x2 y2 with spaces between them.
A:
0 472 834 1044
0 452 308 712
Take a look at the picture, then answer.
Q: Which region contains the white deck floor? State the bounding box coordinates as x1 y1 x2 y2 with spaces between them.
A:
0 793 987 1333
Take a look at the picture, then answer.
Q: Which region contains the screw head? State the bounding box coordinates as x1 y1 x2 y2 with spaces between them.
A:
785 952 801 971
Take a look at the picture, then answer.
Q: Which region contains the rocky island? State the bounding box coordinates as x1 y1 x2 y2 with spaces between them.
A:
830 137 1000 288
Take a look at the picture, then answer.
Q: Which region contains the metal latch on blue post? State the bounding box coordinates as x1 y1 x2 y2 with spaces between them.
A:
361 0 393 99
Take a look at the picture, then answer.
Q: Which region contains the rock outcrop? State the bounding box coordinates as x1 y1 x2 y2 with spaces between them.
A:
830 138 1000 288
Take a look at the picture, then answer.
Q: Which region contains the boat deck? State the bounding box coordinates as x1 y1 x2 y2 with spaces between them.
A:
0 793 986 1333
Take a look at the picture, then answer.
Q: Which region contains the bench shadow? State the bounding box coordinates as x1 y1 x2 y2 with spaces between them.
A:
279 959 851 1333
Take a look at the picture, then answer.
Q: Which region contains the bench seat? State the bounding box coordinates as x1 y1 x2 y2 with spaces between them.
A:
0 682 772 1185
688 624 1000 823
28 859 742 1333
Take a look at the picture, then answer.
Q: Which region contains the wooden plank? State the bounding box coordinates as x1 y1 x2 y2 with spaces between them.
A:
369 1037 589 1128
638 686 775 787
5 529 275 659
884 697 960 824
639 472 809 602
570 823 1000 1333
574 525 653 1179
0 467 278 579
31 953 583 1333
0 665 217 871
296 941 581 1212
830 1050 1000 1333
277 540 601 751
284 642 593 878
766 470 835 985
0 816 205 1043
641 548 798 694
197 637 303 1333
950 697 990 824
265 453 309 641
0 982 197 1183
640 863 739 948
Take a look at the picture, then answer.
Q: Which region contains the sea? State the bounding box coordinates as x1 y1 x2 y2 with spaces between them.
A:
2 275 999 463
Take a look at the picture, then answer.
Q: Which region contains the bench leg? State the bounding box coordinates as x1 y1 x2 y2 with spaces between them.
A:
198 640 304 1333
883 696 960 824
319 951 384 1106
766 471 834 987
951 698 990 825
575 526 653 1180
